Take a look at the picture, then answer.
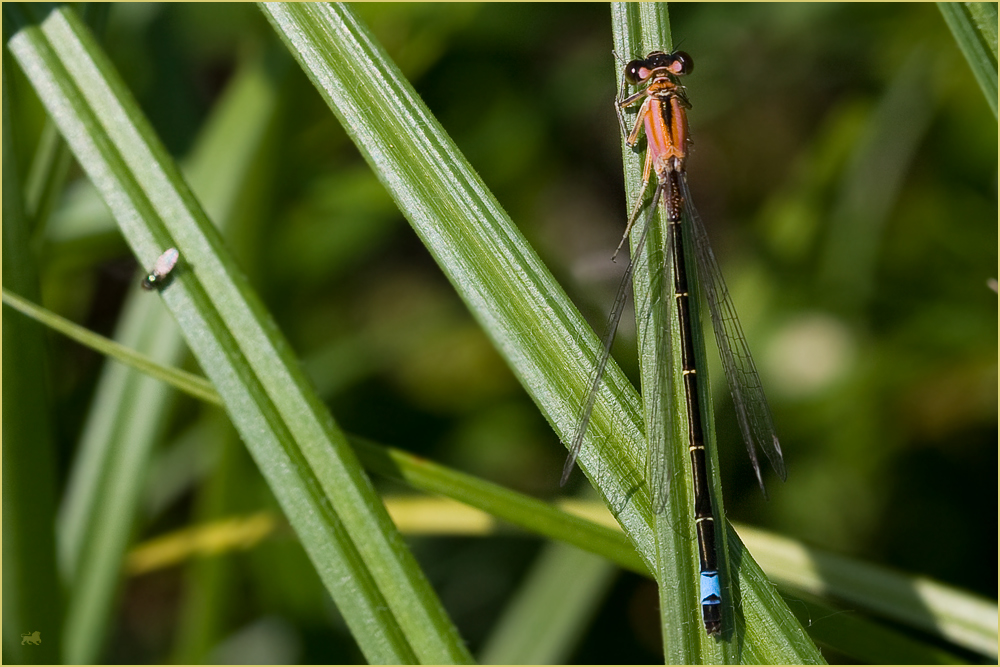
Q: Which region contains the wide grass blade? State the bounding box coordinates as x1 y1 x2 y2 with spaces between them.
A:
260 1 658 556
5 4 469 663
53 55 280 663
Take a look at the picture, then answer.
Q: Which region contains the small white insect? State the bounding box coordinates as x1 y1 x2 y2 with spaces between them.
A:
141 247 180 291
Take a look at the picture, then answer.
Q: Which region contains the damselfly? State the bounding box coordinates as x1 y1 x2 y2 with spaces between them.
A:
561 50 786 636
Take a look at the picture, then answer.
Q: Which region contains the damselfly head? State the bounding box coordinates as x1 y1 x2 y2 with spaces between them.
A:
141 247 179 291
624 50 694 84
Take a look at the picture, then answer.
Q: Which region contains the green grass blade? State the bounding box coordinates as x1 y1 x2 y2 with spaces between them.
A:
23 120 73 233
784 592 969 664
56 294 189 664
611 3 823 663
937 2 998 118
2 288 219 405
2 289 650 580
260 1 656 554
612 4 734 661
740 524 999 660
5 5 469 663
52 55 279 663
2 56 64 665
478 540 617 664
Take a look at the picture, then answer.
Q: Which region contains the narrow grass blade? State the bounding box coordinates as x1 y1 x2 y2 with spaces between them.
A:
3 288 219 405
611 4 723 661
612 3 822 663
2 289 649 579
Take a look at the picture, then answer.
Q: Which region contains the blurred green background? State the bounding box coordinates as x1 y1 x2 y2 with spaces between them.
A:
8 2 996 663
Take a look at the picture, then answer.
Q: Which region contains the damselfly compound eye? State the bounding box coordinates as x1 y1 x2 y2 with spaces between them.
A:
141 247 179 291
623 58 646 84
669 51 694 76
